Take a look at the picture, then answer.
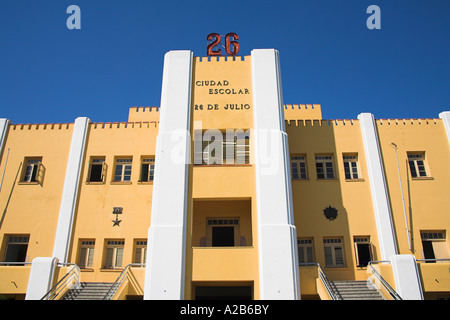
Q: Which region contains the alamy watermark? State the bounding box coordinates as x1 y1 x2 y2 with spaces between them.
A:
66 5 81 30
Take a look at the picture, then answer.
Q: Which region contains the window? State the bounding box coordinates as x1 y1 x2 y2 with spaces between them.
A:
140 158 155 182
133 240 147 265
297 238 315 264
114 158 132 182
78 240 95 268
353 237 373 267
195 130 250 165
104 240 124 269
421 231 449 262
343 154 359 180
21 157 44 183
291 156 308 180
206 218 240 247
87 157 106 182
323 238 345 267
408 152 428 178
315 155 335 179
2 235 29 264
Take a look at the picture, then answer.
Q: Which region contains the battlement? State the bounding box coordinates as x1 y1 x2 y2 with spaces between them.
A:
286 117 442 128
128 106 160 122
284 104 322 121
11 123 72 130
89 121 158 129
286 119 357 127
376 118 439 125
194 55 251 62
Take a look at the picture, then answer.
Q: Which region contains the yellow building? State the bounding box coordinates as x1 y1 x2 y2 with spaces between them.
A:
0 49 449 300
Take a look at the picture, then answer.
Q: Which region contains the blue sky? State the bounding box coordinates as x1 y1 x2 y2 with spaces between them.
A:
0 0 449 124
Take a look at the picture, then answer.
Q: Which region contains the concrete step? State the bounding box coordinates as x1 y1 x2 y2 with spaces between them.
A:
330 280 385 300
63 282 116 300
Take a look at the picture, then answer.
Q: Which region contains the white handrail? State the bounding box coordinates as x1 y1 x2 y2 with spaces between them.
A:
41 263 80 300
103 263 145 300
299 262 340 300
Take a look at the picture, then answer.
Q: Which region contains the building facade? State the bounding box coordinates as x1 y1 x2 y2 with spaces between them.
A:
0 49 449 300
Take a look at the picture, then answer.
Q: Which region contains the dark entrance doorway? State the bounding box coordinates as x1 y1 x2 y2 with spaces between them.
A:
212 226 234 246
195 286 252 300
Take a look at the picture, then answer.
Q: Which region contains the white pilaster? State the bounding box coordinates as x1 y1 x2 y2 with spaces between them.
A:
0 118 10 158
25 257 58 300
144 50 193 300
390 254 423 300
439 111 450 145
251 49 300 300
358 113 398 260
52 117 90 262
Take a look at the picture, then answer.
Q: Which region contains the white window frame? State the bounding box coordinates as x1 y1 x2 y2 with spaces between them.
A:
114 158 132 182
297 238 315 264
343 154 359 180
195 130 250 165
315 155 335 179
421 231 449 261
408 152 428 178
353 236 373 267
139 158 155 182
323 238 345 267
104 240 125 269
22 158 43 183
133 240 147 265
291 156 308 180
78 240 95 268
87 157 106 183
206 218 240 247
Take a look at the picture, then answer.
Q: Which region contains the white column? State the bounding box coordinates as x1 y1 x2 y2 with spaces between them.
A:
390 254 423 300
0 118 10 157
251 49 300 300
358 113 398 260
52 117 90 262
25 257 58 300
439 111 450 144
144 50 193 300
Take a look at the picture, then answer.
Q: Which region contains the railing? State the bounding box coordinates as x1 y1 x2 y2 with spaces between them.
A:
299 262 340 300
0 261 32 266
367 261 402 300
417 258 450 263
103 263 145 300
41 263 81 300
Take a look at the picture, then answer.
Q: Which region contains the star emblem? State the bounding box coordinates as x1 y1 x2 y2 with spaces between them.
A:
112 215 122 226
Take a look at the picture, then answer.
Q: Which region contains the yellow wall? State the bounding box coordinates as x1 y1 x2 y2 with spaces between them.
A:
69 121 157 282
287 119 380 281
376 119 450 258
0 124 74 262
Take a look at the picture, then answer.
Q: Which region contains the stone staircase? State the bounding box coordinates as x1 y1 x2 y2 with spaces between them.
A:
330 280 385 300
63 282 117 300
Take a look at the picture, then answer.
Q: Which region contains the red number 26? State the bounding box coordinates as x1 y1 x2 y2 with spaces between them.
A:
207 33 239 56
